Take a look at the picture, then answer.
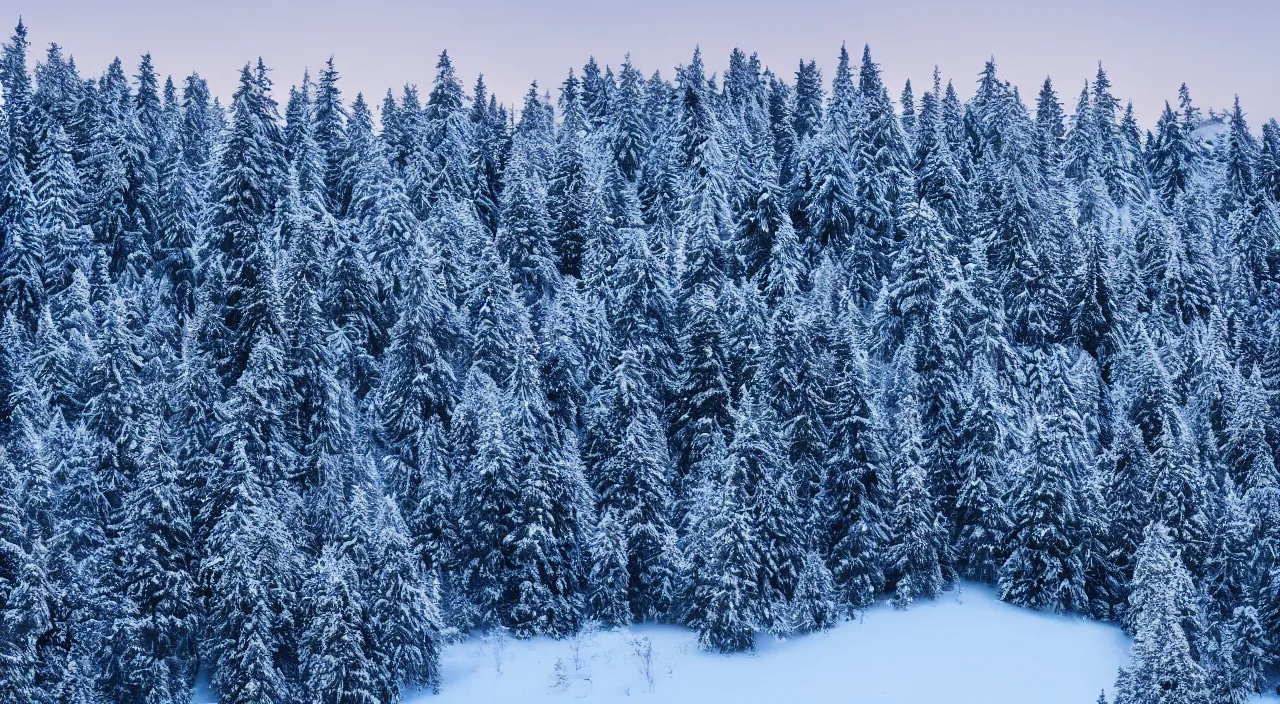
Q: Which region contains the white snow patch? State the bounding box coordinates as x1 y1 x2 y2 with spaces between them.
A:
191 670 215 704
1192 117 1229 147
407 583 1133 704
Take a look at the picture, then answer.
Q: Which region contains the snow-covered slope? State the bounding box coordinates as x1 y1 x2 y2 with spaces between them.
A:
407 583 1131 704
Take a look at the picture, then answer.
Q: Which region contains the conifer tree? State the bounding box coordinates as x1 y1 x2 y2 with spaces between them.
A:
312 57 348 208
201 441 299 704
762 296 829 526
548 70 590 278
300 546 380 704
32 123 85 298
1149 102 1197 207
1221 97 1256 217
611 55 650 182
324 217 386 394
822 308 886 610
409 51 473 212
999 415 1088 613
113 415 198 704
587 510 632 627
792 60 823 144
850 45 911 280
505 327 590 638
885 393 948 609
369 496 442 698
671 286 732 486
593 350 678 621
800 92 857 266
498 156 559 308
914 70 969 238
875 202 945 357
450 369 520 630
0 156 45 330
730 389 803 630
675 49 732 299
684 436 762 653
953 359 1011 581
83 292 145 513
377 239 458 456
212 65 289 379
607 226 677 398
1112 524 1209 704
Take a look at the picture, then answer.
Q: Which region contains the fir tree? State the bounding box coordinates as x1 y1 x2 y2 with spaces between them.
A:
999 415 1088 613
299 546 380 704
884 394 948 609
450 369 520 630
822 308 886 611
1112 524 1209 704
112 415 198 704
587 510 632 627
369 496 442 698
684 436 762 653
593 350 678 621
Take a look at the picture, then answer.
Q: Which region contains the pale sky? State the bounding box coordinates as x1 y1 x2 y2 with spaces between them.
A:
11 0 1280 129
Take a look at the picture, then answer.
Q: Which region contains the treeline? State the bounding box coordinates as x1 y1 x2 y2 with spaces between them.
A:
0 16 1279 704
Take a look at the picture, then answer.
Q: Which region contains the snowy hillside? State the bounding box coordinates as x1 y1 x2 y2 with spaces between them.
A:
398 584 1131 704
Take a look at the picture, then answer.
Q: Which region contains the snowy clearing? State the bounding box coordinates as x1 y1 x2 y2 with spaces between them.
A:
400 583 1136 704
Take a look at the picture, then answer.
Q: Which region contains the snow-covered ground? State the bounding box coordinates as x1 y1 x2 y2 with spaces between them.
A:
408 583 1132 704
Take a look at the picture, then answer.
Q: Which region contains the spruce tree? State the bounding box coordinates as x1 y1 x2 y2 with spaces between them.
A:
1112 523 1209 704
450 368 520 630
369 496 442 698
875 202 945 357
611 55 650 182
593 350 678 621
884 394 948 609
505 328 590 638
822 308 886 610
498 156 559 308
730 389 803 630
684 435 762 653
587 510 632 627
32 123 85 299
212 65 289 379
0 156 45 330
548 70 590 278
376 238 458 459
671 286 732 488
999 415 1088 613
113 415 198 704
300 546 380 704
953 359 1011 582
201 441 299 704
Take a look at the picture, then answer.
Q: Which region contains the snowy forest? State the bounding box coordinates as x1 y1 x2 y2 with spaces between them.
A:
1 14 1279 704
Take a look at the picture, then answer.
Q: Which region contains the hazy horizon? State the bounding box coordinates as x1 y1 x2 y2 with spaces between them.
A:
12 0 1280 131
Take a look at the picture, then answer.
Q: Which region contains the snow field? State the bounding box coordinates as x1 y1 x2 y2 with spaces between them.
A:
407 583 1132 704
